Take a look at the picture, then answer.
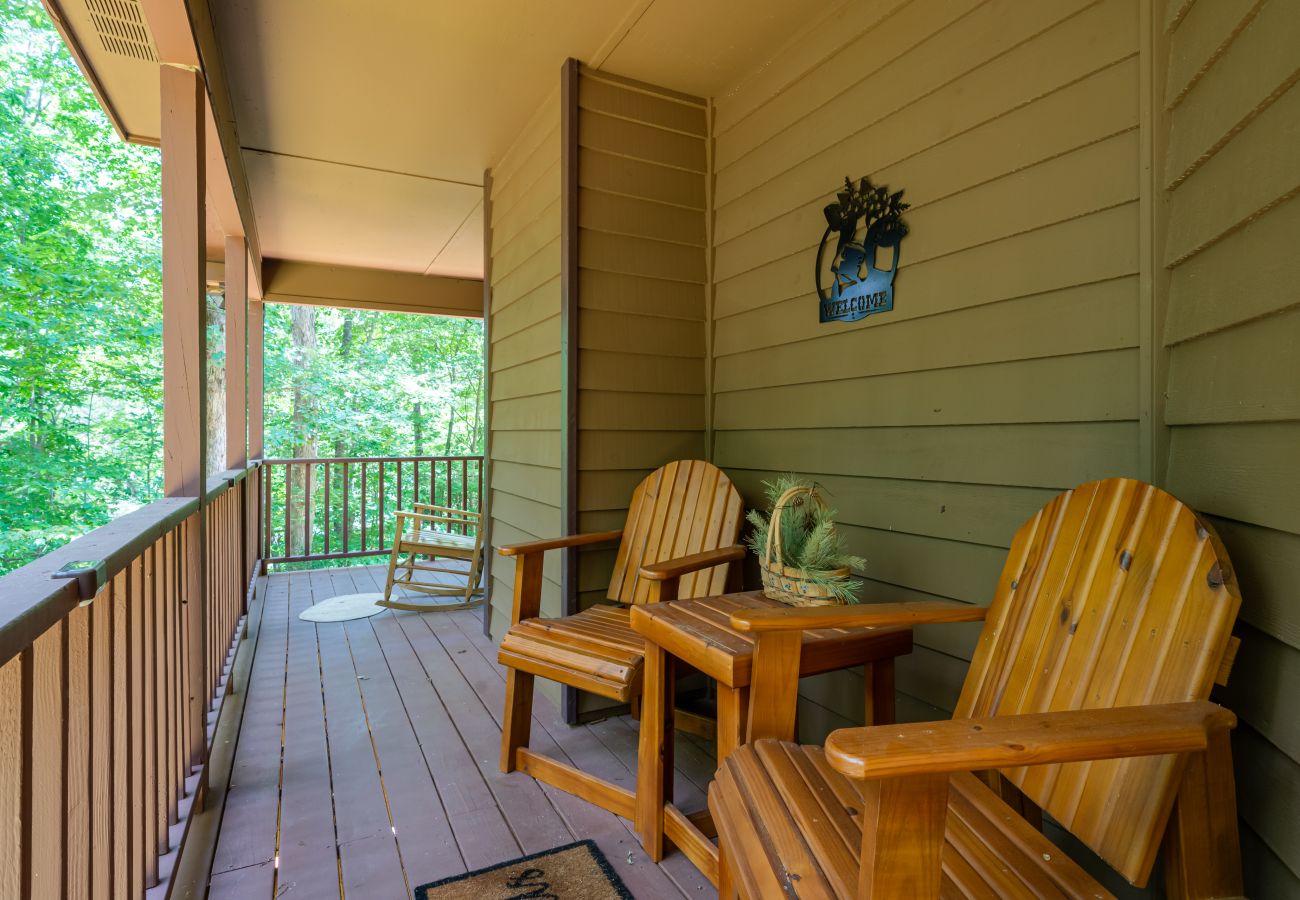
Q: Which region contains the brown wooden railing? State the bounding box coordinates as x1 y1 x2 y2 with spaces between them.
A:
0 463 261 899
261 455 483 568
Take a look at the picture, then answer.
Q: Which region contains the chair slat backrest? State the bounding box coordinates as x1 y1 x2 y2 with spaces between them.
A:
956 478 1240 886
606 460 744 604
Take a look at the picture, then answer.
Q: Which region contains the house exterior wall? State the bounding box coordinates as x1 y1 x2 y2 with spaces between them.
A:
572 69 710 704
481 2 1297 888
486 89 564 638
1159 2 1300 894
709 0 1144 732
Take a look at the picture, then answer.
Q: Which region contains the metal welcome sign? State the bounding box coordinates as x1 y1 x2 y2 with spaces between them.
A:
816 176 909 323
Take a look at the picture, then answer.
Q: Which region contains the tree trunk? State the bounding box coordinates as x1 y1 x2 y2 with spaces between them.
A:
413 401 424 456
469 370 483 453
289 305 318 556
207 293 227 476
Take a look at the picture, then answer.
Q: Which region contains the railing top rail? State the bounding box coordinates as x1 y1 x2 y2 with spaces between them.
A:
0 462 260 667
262 455 483 465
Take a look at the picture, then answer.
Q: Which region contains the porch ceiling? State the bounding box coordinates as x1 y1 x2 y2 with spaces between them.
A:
207 0 824 278
47 0 826 278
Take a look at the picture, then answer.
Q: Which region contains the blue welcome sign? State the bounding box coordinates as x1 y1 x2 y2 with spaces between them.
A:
816 177 909 324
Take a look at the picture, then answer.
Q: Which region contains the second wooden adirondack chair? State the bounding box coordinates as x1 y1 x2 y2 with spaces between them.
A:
710 478 1245 899
496 460 746 808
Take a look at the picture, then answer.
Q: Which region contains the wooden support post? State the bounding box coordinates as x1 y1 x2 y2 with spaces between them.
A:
224 236 247 470
224 238 249 608
248 296 264 577
162 64 206 500
161 64 208 772
247 298 264 462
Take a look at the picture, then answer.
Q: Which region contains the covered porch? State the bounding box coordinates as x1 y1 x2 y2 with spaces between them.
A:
1 0 1296 898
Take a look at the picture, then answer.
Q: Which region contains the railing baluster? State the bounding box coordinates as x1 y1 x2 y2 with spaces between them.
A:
379 461 386 549
66 603 91 896
360 462 368 552
263 464 272 562
283 463 293 559
142 542 158 888
152 536 169 857
397 460 403 514
461 459 469 531
445 460 452 515
342 461 350 555
32 620 65 900
323 461 331 556
414 459 420 505
303 462 313 560
0 655 19 900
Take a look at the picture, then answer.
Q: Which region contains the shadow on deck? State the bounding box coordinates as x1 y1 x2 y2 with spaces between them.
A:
208 565 717 899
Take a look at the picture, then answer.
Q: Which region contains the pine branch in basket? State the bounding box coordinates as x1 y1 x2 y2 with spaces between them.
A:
744 475 865 603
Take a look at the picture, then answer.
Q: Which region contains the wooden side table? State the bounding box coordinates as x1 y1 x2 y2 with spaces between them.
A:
629 591 913 881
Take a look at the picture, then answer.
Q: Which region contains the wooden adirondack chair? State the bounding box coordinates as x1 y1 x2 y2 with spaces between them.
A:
710 478 1245 899
497 460 746 807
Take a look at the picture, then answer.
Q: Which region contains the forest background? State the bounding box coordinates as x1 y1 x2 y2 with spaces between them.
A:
0 0 484 574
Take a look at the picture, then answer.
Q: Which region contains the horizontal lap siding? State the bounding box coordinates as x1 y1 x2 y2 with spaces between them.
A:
488 90 563 639
574 71 709 716
1160 1 1300 894
710 0 1142 764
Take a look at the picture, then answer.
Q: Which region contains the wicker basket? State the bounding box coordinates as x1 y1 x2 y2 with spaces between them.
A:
758 485 852 607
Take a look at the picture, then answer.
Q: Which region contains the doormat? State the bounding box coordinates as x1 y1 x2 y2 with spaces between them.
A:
414 840 633 900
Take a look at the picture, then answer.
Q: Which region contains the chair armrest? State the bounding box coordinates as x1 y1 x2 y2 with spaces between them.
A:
730 600 988 633
824 701 1236 781
412 502 481 519
638 544 746 603
497 530 624 556
497 530 622 624
639 545 746 581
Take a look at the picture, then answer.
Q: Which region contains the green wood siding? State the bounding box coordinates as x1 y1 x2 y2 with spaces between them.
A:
1161 0 1300 892
709 0 1143 751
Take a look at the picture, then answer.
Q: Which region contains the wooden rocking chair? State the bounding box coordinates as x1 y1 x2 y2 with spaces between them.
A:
380 503 485 611
497 460 745 806
710 478 1245 899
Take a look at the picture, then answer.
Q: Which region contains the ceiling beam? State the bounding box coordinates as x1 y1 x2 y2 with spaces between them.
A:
178 0 263 295
262 260 483 318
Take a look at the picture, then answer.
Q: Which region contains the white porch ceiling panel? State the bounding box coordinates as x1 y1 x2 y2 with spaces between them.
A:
208 0 826 278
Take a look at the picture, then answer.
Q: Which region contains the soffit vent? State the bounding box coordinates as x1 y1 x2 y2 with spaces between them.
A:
83 0 156 63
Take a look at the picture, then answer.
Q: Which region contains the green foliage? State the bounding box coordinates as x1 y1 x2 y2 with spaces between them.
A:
0 0 164 573
0 0 485 575
745 474 865 603
262 304 483 460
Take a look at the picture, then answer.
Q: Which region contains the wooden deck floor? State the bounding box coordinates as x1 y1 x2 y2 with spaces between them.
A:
207 564 719 899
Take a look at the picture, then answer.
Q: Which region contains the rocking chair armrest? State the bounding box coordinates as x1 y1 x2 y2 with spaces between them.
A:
394 510 479 533
824 701 1236 781
412 502 481 519
730 600 988 633
497 530 624 557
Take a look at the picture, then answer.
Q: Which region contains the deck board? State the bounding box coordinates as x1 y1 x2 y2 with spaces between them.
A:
208 564 718 899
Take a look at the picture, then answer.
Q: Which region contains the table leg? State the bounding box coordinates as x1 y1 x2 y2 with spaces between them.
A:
864 658 896 726
715 684 749 765
636 642 674 861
